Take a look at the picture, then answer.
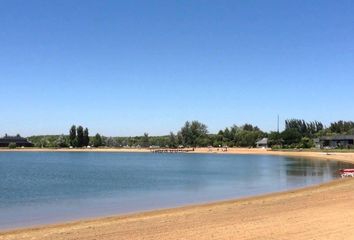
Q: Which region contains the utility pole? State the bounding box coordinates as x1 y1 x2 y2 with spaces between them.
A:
277 115 280 133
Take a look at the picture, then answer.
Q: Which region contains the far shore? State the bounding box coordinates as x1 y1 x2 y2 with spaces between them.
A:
1 146 354 164
1 149 354 240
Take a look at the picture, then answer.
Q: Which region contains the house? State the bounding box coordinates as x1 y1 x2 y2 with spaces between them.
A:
0 134 34 147
256 138 268 148
319 135 354 149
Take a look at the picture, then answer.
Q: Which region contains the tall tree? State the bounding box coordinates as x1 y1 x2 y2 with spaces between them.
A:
83 128 90 146
93 133 103 147
168 132 177 148
142 133 150 148
329 121 354 134
69 125 77 147
285 119 324 138
179 121 208 147
76 126 84 147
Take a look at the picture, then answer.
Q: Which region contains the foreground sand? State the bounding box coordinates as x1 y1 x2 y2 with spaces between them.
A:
1 149 354 240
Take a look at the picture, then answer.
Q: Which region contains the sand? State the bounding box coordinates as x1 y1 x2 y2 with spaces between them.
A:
1 148 354 240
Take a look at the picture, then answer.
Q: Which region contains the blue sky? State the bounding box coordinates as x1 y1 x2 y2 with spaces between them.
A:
1 0 353 136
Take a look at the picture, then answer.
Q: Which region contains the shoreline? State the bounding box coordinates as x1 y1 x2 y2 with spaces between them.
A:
2 146 354 164
1 149 354 239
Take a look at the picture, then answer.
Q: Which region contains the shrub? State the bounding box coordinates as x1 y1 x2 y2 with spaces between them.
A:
299 137 314 148
8 142 17 149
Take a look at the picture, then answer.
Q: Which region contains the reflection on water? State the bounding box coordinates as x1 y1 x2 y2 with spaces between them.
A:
285 158 342 177
0 152 352 230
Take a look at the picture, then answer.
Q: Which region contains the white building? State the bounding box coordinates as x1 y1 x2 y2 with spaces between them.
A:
256 138 268 148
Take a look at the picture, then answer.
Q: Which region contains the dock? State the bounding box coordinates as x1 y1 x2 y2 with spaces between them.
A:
150 148 195 153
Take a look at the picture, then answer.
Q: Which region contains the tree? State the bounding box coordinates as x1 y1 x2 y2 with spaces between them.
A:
180 121 192 146
105 137 117 147
168 132 177 148
142 133 150 148
213 130 224 147
268 131 282 147
329 121 354 134
225 124 264 147
178 121 209 147
285 119 323 138
235 130 262 147
177 132 183 146
83 128 90 147
93 133 103 147
189 121 208 146
76 126 84 147
223 128 231 144
69 125 77 147
299 137 314 148
39 138 49 148
56 135 69 148
243 124 259 132
281 129 302 147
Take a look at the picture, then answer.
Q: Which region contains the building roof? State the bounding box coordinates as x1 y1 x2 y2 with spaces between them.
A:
319 135 354 141
256 138 268 145
0 136 27 141
0 135 32 145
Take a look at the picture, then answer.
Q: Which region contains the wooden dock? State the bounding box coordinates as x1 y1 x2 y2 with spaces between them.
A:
150 148 195 153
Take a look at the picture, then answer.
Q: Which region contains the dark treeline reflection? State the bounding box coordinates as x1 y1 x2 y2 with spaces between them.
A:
285 158 352 177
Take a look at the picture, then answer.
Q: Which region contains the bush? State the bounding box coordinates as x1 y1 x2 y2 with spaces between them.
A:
8 142 17 149
299 137 314 148
271 145 283 150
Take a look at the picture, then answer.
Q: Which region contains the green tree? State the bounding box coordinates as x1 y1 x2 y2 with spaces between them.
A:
168 132 177 148
93 133 103 147
76 126 84 147
268 131 282 147
56 135 69 148
179 121 208 147
285 119 323 138
105 137 117 147
180 121 192 146
243 123 259 131
212 130 224 147
228 124 264 147
69 125 77 147
299 137 314 148
235 130 262 147
83 128 90 147
329 121 354 134
223 128 231 145
281 129 302 147
39 138 48 148
142 133 150 148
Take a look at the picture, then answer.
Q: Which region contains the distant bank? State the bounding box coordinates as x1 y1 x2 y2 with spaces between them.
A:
1 147 354 164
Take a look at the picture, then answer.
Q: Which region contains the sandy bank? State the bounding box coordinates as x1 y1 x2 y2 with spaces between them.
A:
2 147 354 164
0 149 354 240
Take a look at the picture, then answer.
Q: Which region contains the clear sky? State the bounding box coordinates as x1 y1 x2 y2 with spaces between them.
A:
1 0 353 136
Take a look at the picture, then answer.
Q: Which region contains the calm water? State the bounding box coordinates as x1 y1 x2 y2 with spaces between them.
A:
0 152 352 230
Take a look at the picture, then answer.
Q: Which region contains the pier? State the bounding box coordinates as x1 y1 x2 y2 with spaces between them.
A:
150 148 195 153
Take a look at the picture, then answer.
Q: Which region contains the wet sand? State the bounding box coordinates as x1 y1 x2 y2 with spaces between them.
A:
1 148 354 240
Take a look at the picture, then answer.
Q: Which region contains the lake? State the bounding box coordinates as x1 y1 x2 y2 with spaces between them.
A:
0 152 352 230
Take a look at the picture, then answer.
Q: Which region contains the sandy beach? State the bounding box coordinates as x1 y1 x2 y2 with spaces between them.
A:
1 148 354 240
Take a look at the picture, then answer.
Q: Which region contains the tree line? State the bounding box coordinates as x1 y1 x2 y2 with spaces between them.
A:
268 119 354 148
29 125 103 148
26 120 354 149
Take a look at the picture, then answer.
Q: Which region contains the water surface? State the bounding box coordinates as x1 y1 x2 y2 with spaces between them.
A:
0 152 351 230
